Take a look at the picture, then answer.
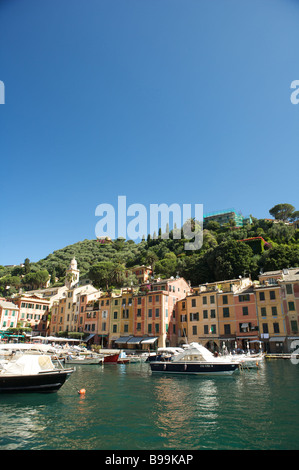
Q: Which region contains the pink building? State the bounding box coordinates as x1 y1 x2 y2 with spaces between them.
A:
0 299 20 332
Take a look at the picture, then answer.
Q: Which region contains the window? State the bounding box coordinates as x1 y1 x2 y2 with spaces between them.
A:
124 324 128 333
210 324 216 334
137 308 141 316
180 314 187 322
204 325 209 334
210 309 216 318
148 309 152 317
259 292 265 301
271 306 277 316
191 299 196 307
210 295 215 304
155 323 159 333
137 297 141 305
155 295 159 302
123 309 129 319
190 312 199 321
148 296 152 302
192 325 197 335
223 295 228 305
290 320 298 333
148 324 152 333
270 291 276 300
113 324 117 333
273 323 280 334
262 323 268 334
155 308 159 317
203 310 208 319
114 299 118 305
203 296 207 305
223 307 230 318
288 302 295 311
286 284 293 295
113 311 118 319
242 306 249 316
239 294 250 302
261 307 267 317
136 323 141 330
224 324 231 335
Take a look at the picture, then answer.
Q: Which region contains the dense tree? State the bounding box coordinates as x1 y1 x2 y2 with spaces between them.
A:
88 261 116 290
1 203 299 297
269 204 295 221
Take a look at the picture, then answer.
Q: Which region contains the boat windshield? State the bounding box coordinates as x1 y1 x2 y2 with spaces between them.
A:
174 343 216 362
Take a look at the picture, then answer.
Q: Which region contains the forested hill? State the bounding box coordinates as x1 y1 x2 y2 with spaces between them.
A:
1 212 299 296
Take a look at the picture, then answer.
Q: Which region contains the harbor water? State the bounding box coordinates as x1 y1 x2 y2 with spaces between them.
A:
0 360 298 450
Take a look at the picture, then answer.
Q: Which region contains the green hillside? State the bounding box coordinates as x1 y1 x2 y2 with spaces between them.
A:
1 208 299 296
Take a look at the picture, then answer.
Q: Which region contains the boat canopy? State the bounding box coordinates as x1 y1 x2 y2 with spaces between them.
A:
1 355 55 376
174 343 216 362
0 343 57 353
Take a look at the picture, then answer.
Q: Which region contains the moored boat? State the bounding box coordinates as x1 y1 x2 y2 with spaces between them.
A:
150 342 241 376
117 351 130 364
103 353 120 363
64 352 104 365
0 354 74 393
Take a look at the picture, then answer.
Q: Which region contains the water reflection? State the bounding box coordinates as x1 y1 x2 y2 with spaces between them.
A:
0 362 298 450
149 375 225 448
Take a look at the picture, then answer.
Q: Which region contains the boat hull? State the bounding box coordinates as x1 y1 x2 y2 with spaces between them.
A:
0 369 74 393
150 361 239 375
104 353 120 363
65 358 103 365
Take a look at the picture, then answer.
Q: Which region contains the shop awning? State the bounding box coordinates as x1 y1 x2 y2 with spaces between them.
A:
141 337 158 344
126 336 146 344
269 337 286 342
115 336 133 344
84 334 95 342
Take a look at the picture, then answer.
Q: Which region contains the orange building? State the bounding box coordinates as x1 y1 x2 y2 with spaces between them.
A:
233 286 259 350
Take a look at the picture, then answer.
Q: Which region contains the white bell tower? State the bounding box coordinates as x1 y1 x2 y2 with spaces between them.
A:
65 257 80 288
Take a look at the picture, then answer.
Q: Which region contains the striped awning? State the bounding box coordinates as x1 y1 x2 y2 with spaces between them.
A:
114 336 133 344
141 337 158 344
126 336 146 344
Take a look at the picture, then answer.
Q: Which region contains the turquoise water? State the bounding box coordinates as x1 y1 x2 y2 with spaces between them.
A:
0 361 298 450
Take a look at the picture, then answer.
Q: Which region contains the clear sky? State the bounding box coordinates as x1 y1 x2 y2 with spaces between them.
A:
1 0 299 266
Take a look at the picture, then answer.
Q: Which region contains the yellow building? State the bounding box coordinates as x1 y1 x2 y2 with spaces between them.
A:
254 282 285 353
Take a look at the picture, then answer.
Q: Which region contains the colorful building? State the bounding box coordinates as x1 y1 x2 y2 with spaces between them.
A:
125 265 153 284
203 209 252 228
255 272 286 353
0 299 20 331
12 294 50 334
280 268 299 351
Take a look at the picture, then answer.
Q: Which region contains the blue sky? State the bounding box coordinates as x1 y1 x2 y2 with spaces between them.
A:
1 0 299 266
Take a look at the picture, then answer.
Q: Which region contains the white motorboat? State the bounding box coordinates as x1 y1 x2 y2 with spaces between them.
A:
150 342 241 375
64 352 104 365
0 354 74 393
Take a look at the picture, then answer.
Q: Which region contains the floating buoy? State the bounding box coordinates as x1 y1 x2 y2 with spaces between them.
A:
78 388 86 395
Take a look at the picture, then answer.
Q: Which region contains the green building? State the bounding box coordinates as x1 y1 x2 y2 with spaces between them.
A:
203 209 252 228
